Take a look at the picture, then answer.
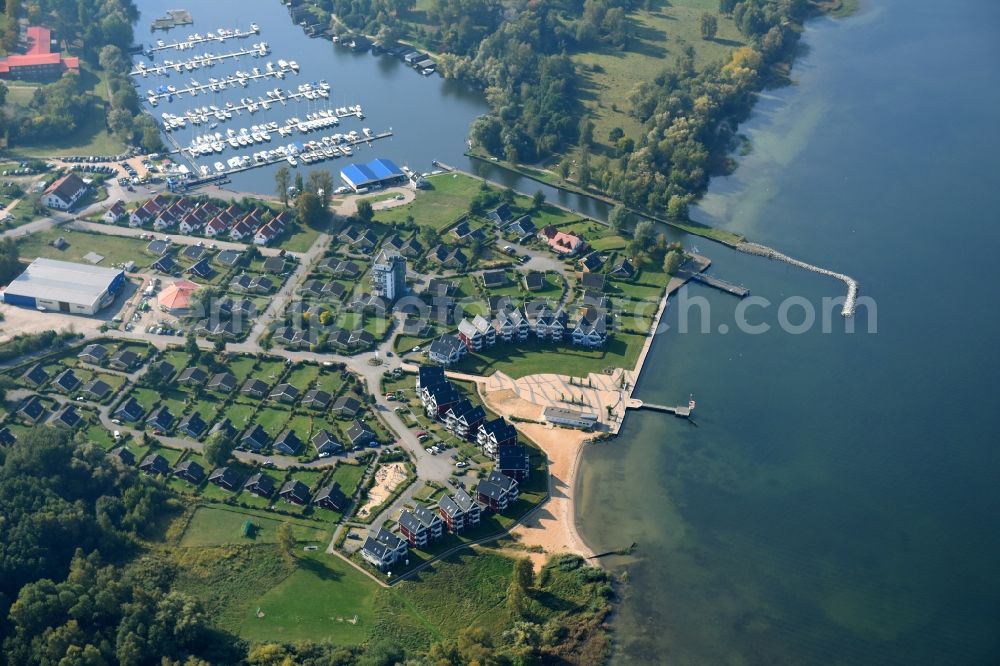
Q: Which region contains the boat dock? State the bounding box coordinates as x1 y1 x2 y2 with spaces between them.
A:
159 96 356 131
146 66 298 102
689 272 749 297
146 26 260 53
151 9 193 31
166 129 393 177
131 44 269 77
629 397 696 418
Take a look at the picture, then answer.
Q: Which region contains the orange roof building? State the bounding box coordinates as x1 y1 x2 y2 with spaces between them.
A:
157 279 199 313
0 26 80 79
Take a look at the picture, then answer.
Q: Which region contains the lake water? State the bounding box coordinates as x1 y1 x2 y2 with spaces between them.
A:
134 0 1000 663
576 0 1000 664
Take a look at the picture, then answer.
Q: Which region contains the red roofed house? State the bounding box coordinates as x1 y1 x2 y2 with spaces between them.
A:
42 173 89 210
0 26 79 79
539 225 588 256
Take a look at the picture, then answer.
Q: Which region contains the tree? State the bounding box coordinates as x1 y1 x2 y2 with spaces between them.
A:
608 204 630 234
356 198 374 223
203 431 234 468
663 249 683 275
184 330 200 362
307 170 334 209
700 13 719 40
558 159 571 179
276 523 296 565
0 237 22 284
419 225 439 248
274 166 291 207
296 191 325 228
719 0 737 15
667 195 689 220
532 189 546 210
633 219 655 247
577 152 591 189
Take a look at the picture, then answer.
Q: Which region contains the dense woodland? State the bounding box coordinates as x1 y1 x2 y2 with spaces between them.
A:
0 0 161 151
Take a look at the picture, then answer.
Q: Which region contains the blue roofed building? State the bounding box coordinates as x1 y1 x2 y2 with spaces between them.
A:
340 158 407 192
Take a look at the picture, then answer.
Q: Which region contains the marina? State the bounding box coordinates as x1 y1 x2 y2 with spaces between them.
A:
177 110 374 156
131 43 270 77
145 25 260 53
145 62 300 103
156 90 358 131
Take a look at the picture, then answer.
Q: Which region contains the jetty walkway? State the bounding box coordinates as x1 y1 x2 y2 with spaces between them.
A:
147 26 260 53
131 44 269 77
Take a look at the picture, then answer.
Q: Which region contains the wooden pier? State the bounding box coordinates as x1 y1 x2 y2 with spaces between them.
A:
147 27 259 53
629 397 696 418
131 45 268 77
160 98 355 132
689 272 749 297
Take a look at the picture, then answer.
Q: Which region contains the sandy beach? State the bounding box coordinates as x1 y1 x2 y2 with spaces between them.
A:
480 388 595 566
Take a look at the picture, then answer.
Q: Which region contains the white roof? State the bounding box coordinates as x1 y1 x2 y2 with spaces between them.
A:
4 258 123 307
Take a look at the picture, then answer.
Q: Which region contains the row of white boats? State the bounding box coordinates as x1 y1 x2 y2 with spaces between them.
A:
133 43 270 77
147 61 303 104
149 24 260 52
158 86 352 130
184 114 374 155
200 132 376 175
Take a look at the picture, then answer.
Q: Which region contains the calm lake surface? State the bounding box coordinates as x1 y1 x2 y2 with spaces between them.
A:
134 1 1000 663
577 0 1000 664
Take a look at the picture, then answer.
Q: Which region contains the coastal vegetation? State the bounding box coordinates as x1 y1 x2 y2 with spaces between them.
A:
308 0 820 232
0 425 613 664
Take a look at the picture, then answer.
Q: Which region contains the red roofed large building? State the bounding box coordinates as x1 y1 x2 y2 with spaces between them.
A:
42 173 89 210
0 26 79 79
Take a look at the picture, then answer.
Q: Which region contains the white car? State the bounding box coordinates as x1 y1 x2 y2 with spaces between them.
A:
411 346 421 353
455 461 469 468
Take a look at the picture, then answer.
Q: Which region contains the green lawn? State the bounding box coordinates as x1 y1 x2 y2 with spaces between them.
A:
284 364 320 389
226 355 258 384
282 223 322 253
314 370 348 396
329 460 367 496
237 551 383 644
16 228 155 270
453 333 647 379
374 173 481 230
254 407 291 438
179 505 327 547
222 402 255 428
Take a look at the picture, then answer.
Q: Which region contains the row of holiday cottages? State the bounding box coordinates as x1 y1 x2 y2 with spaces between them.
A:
359 365 531 570
103 195 293 246
121 448 350 512
428 302 607 366
361 468 522 571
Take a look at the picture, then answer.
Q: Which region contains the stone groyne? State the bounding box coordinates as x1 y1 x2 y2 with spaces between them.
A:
736 241 859 316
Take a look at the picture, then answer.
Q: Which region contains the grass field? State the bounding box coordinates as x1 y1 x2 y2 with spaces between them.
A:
179 505 327 547
453 333 647 379
328 460 367 495
16 228 154 269
374 173 481 230
237 551 382 644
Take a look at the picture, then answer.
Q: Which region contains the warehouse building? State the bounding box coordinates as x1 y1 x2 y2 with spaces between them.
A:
340 158 407 192
1 258 126 315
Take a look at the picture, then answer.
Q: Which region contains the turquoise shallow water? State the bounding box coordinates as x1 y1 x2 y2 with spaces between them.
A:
577 1 1000 664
